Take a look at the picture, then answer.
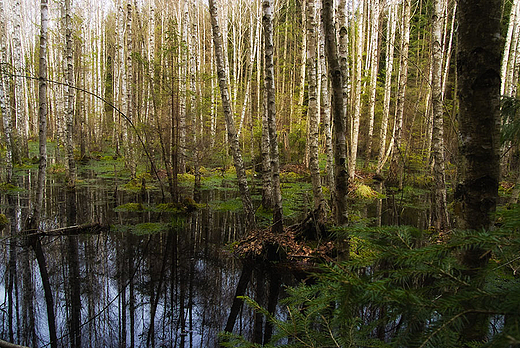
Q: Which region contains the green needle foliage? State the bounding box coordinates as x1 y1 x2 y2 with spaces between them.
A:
225 205 520 347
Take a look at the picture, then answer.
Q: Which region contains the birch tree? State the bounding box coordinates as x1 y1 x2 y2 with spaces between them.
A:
64 0 76 187
431 0 449 231
387 0 411 189
209 0 255 228
27 2 58 347
349 1 365 179
263 0 283 234
318 1 333 188
11 0 27 161
501 0 520 98
376 1 397 174
306 0 325 215
364 0 380 167
323 0 349 226
0 0 12 184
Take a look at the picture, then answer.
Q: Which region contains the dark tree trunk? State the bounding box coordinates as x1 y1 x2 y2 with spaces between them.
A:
456 0 502 344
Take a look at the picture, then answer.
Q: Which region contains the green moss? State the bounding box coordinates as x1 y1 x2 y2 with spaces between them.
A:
155 203 183 213
352 184 385 200
210 198 243 212
0 213 8 230
131 222 170 235
114 202 146 212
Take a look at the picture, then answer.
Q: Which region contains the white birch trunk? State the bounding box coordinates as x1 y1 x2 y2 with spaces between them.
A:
263 0 283 233
0 0 12 183
387 0 411 189
178 1 188 174
306 0 325 213
318 2 333 188
349 2 364 179
323 0 349 226
502 0 520 96
431 0 449 231
364 0 380 167
11 0 27 159
65 0 76 187
126 3 136 178
209 0 255 228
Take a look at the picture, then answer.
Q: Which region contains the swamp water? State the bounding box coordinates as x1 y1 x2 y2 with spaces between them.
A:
0 158 431 347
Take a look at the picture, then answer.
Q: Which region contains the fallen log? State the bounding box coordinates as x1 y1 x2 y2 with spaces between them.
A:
43 222 109 236
23 222 109 237
0 339 30 348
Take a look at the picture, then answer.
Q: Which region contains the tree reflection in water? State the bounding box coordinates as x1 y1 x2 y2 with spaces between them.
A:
0 172 263 348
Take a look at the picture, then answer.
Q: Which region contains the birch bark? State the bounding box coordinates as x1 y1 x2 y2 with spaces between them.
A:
0 0 12 183
306 0 325 214
209 0 255 228
364 0 380 167
12 0 27 160
65 0 76 187
318 3 333 188
376 2 397 174
323 0 349 226
263 0 283 234
349 1 364 179
387 0 411 189
431 0 449 231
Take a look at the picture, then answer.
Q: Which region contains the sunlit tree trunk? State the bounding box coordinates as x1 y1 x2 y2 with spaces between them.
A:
457 0 501 342
11 0 27 161
178 2 188 174
323 0 349 226
349 1 365 179
431 0 449 231
364 0 380 167
261 86 273 210
501 0 520 97
263 0 283 234
318 2 333 188
376 2 397 174
65 0 76 187
126 3 136 178
306 0 325 214
298 0 307 110
209 0 255 228
387 0 410 189
0 0 12 184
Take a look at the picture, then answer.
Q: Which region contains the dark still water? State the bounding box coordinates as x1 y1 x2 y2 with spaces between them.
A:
0 167 262 348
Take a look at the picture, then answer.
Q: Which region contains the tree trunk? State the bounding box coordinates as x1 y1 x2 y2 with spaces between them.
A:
349 1 365 179
263 0 283 234
11 0 27 161
323 0 349 226
377 2 397 174
457 0 501 343
126 2 136 178
431 0 449 232
65 0 76 188
387 0 411 190
0 0 13 183
364 0 380 168
261 86 273 210
306 0 325 215
209 0 256 229
318 6 334 188
26 4 59 348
